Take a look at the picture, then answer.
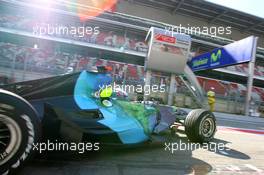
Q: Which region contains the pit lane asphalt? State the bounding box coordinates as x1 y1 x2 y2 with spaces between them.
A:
17 111 264 175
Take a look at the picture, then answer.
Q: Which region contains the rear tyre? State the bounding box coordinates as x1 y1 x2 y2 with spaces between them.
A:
0 90 40 175
184 109 216 143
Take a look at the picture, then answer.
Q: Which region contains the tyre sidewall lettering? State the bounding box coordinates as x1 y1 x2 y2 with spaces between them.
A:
0 90 40 175
10 114 35 169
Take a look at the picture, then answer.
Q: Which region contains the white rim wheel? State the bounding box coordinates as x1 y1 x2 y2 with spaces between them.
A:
0 115 22 166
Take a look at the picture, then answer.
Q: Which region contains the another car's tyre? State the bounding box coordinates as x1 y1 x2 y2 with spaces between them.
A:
184 109 216 143
0 90 40 175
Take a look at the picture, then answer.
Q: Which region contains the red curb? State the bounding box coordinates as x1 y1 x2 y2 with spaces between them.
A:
218 127 264 135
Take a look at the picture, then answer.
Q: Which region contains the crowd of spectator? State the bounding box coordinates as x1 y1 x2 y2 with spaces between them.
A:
0 42 144 83
1 12 264 102
2 13 264 76
222 64 264 77
0 13 148 53
1 41 264 101
196 76 264 101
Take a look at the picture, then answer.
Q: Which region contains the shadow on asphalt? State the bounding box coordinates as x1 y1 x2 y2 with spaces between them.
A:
210 138 250 160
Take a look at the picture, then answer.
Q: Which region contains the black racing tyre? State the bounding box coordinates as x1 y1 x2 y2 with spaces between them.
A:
0 89 41 175
184 109 216 143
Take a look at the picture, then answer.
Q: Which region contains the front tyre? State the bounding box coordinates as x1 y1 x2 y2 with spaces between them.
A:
0 90 40 175
184 109 216 143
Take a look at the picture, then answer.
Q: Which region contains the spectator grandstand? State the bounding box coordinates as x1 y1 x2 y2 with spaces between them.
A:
1 41 264 102
0 0 264 115
0 12 148 53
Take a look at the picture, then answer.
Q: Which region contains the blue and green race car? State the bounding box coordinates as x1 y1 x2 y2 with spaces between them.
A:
0 67 216 175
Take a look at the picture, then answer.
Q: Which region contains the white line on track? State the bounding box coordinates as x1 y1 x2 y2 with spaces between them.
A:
245 164 263 173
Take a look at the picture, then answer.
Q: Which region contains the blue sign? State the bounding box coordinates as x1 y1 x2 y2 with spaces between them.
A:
188 36 257 71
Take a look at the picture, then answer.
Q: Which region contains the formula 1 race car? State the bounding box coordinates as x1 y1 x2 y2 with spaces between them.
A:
0 67 216 174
